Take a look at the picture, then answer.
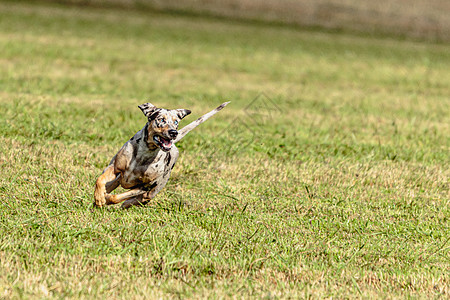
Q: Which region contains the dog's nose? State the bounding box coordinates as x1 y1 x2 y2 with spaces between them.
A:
168 129 178 138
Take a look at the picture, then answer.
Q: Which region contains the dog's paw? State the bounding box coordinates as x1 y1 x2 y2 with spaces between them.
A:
94 191 107 207
93 200 106 207
105 193 118 204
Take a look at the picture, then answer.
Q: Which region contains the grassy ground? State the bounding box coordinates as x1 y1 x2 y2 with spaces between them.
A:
19 0 450 41
0 1 449 298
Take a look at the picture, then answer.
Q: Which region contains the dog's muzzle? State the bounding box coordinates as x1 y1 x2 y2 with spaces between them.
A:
153 134 175 152
168 129 178 139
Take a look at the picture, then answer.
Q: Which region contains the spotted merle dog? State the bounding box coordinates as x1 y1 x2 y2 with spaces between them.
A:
94 101 230 208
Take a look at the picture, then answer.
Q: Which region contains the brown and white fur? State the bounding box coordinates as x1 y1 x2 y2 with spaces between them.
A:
94 101 229 208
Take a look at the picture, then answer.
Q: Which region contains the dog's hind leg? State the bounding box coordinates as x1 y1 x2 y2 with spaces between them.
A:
120 186 161 209
120 194 145 209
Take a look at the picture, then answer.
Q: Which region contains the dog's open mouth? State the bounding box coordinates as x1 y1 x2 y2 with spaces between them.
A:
153 135 173 152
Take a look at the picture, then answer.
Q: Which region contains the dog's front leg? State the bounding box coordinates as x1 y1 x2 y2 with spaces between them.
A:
105 173 121 193
105 188 147 205
94 164 117 207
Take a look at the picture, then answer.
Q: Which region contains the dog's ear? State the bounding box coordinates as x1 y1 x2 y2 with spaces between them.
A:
175 109 191 120
138 103 157 118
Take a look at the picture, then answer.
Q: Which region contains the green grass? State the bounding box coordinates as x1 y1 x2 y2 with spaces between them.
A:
0 1 449 298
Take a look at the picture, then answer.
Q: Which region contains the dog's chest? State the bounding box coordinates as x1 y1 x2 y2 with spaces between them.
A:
121 145 179 189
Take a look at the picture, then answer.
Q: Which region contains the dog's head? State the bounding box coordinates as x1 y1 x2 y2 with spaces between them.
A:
138 103 191 152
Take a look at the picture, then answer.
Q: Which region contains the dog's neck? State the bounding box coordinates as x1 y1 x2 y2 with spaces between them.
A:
141 123 157 150
134 123 163 164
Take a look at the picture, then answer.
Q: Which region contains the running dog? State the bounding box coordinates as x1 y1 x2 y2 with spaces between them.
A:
94 101 230 208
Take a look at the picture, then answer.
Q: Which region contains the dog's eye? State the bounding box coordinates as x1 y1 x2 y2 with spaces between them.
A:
158 118 166 124
174 120 178 126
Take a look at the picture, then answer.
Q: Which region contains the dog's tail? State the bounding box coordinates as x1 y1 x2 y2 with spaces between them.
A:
174 101 230 143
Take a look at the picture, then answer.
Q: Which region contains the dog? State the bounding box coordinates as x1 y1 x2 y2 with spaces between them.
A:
94 101 230 208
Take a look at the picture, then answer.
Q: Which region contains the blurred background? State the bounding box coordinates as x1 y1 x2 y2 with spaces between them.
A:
17 0 450 41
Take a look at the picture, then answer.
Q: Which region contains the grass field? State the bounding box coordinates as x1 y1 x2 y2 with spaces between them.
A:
22 0 450 41
0 1 449 298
